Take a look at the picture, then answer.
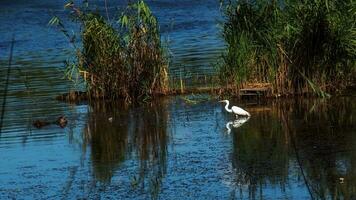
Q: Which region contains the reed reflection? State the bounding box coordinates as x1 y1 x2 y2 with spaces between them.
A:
83 102 129 182
231 105 289 199
231 98 356 199
290 98 356 200
83 100 169 198
128 100 169 198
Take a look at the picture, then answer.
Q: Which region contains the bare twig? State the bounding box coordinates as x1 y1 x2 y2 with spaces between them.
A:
0 35 15 135
104 0 110 21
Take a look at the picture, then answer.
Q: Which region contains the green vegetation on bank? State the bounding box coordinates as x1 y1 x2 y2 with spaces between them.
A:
220 0 356 97
50 0 168 103
51 0 356 102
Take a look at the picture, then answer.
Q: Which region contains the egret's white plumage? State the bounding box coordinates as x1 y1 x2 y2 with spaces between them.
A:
219 100 250 118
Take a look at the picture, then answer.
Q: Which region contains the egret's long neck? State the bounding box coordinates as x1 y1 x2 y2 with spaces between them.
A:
224 101 232 113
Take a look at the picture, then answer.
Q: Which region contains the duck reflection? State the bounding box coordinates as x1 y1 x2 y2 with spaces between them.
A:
83 100 169 198
226 116 250 134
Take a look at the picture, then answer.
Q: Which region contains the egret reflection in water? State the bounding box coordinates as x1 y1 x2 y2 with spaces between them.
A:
226 116 250 134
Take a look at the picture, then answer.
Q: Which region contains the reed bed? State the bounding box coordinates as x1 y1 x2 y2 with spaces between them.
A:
220 0 356 97
50 1 169 103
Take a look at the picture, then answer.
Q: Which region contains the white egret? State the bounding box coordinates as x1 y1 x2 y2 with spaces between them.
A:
219 100 250 118
226 117 250 134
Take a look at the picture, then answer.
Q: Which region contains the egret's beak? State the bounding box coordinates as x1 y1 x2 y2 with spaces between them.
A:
219 100 224 103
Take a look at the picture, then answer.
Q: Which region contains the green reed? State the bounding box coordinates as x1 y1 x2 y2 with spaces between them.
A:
220 0 356 96
50 0 169 103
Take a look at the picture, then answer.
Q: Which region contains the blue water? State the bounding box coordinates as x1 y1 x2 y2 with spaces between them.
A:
1 97 355 199
0 1 356 199
0 0 224 78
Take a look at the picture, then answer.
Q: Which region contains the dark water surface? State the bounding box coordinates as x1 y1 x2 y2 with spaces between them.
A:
1 1 356 200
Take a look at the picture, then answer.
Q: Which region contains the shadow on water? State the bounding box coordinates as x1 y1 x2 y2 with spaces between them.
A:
82 100 169 198
230 97 356 199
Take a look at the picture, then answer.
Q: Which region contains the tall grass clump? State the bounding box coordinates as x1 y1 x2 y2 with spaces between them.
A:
220 0 281 86
220 0 356 96
50 0 168 103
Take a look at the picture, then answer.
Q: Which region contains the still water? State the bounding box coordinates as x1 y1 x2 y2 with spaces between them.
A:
0 1 356 200
0 97 355 199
